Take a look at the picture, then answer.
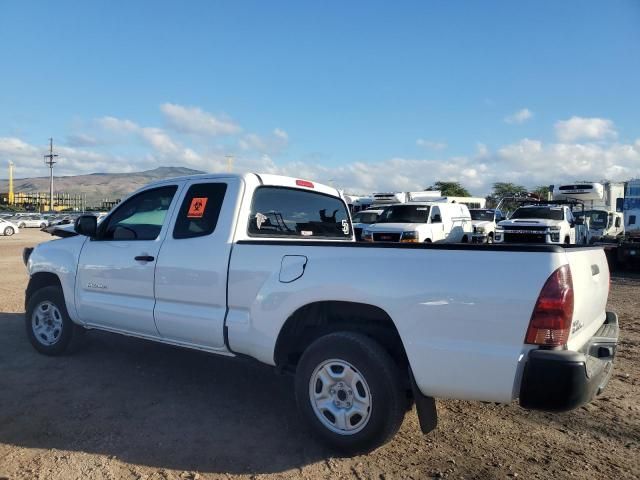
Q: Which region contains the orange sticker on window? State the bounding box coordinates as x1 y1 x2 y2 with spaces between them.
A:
187 197 208 218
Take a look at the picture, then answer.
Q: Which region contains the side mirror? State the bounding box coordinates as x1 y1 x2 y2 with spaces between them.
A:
74 215 97 237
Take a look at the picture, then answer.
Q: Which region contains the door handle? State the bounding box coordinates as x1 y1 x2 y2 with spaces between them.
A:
134 255 155 262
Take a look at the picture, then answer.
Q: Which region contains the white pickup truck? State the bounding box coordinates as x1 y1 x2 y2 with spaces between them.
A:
23 173 619 453
495 204 588 245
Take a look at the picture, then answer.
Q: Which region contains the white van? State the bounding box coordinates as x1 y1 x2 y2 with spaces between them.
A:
362 202 472 243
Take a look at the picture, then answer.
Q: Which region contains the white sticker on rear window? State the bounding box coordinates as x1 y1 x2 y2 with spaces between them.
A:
301 230 313 236
342 219 350 235
256 212 267 229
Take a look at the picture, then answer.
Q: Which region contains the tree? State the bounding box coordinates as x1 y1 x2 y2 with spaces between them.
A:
426 181 471 197
531 185 551 200
486 182 528 209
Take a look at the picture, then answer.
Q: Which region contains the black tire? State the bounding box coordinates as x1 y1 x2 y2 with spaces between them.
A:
4 226 14 236
424 238 432 243
18 223 26 229
487 233 494 244
564 236 571 246
40 222 47 229
26 285 85 356
295 332 406 454
461 235 469 243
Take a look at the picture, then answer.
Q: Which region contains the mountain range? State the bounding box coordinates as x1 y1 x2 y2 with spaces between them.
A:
0 166 205 205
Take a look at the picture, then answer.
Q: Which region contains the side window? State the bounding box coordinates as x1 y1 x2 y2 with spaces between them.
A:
173 182 227 239
98 186 177 241
248 187 351 239
431 206 442 223
630 215 637 226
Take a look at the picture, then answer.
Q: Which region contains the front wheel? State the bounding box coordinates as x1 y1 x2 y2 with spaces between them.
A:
26 286 85 355
3 226 14 236
295 332 406 454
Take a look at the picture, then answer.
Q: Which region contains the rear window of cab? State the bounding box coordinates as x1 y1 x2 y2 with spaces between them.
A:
248 187 352 239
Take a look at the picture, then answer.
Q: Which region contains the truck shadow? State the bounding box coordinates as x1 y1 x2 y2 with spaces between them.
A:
0 312 330 474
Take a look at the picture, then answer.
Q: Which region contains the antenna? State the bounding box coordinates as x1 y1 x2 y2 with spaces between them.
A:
43 138 59 212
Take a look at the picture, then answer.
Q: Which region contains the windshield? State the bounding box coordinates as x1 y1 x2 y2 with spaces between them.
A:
352 211 380 224
579 210 608 229
511 207 564 220
470 209 494 221
377 205 429 223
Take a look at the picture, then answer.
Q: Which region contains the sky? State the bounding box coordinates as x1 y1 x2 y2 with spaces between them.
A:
1 0 639 195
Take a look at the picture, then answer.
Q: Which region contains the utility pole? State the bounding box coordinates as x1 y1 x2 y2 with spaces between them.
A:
225 155 234 173
43 138 59 212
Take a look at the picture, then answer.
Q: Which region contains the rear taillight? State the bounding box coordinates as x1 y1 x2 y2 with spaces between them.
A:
525 264 574 347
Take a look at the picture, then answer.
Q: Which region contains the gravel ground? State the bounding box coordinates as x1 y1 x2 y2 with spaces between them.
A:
1 230 638 480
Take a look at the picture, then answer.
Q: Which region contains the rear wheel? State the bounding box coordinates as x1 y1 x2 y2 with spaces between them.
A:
40 222 47 229
461 235 469 243
487 232 494 244
18 222 26 229
26 286 85 355
3 226 14 236
295 332 406 453
564 236 571 246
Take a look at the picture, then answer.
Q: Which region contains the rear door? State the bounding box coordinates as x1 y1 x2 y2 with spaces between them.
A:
75 184 181 336
153 177 240 350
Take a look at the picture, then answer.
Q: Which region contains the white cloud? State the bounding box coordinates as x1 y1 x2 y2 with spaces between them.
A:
239 128 289 153
4 108 639 198
504 108 533 124
555 116 617 142
99 116 139 133
416 139 447 150
160 103 241 137
273 128 288 141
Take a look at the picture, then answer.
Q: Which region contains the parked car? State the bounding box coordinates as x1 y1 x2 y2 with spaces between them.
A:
352 208 384 240
362 202 472 243
0 218 19 236
495 204 588 245
470 208 505 243
15 215 48 229
23 173 618 453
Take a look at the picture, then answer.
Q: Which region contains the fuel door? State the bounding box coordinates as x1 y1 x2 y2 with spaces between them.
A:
279 255 308 283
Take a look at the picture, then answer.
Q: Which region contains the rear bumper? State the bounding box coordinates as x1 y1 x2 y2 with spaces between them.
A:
519 311 619 412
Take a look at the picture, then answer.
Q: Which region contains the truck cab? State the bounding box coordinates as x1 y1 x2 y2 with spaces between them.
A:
470 208 505 243
362 202 472 243
495 204 587 245
575 209 624 242
351 208 384 241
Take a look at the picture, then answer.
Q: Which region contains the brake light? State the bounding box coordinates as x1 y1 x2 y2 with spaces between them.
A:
525 264 574 347
296 179 314 188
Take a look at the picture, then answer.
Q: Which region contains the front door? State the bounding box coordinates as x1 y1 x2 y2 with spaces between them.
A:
75 184 180 335
153 178 237 350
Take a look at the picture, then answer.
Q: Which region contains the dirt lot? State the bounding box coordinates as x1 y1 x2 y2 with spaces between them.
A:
0 229 638 480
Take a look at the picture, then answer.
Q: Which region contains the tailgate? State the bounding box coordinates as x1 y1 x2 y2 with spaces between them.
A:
565 247 610 351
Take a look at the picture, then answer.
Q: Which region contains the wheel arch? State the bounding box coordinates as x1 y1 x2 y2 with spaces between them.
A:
274 300 409 374
25 272 62 310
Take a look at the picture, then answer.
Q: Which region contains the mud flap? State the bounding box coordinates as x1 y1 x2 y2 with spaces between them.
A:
409 368 438 434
